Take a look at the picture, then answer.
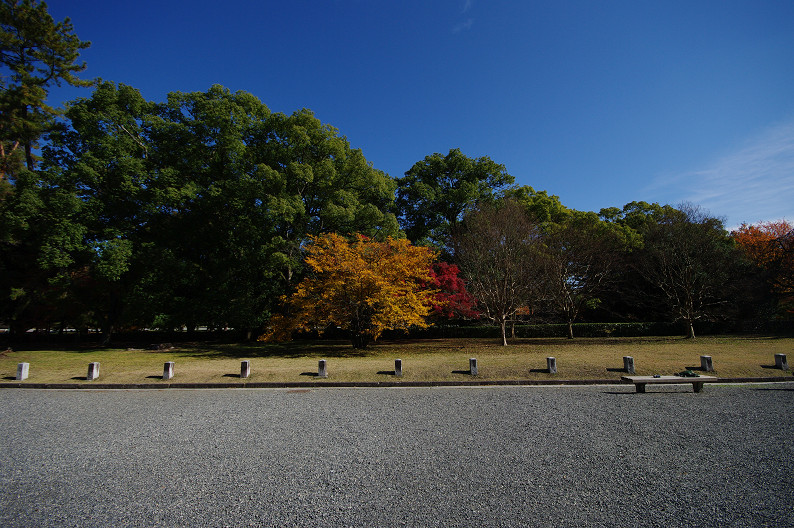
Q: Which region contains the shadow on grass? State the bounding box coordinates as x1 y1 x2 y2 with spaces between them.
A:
529 368 552 373
377 370 397 376
173 340 370 360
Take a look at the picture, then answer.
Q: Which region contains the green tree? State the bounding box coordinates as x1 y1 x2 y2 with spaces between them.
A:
503 185 570 225
632 204 740 338
396 148 513 252
148 88 400 335
253 106 400 283
542 211 631 338
0 0 92 176
38 83 401 340
40 82 158 342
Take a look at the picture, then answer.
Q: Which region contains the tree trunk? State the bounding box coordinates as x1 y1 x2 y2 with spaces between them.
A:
500 318 508 346
686 320 696 339
567 320 574 339
351 333 370 349
100 324 113 347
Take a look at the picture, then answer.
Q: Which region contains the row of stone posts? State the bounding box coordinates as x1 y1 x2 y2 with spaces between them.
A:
12 353 792 381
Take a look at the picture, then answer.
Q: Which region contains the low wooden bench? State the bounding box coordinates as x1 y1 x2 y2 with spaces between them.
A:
621 375 718 393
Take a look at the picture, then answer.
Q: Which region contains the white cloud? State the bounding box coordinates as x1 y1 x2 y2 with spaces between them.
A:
649 120 794 228
452 1 474 33
452 18 474 33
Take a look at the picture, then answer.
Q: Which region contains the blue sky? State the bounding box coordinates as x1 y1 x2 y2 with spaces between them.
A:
46 0 794 228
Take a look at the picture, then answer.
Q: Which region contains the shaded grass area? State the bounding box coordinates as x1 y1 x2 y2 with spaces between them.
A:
1 336 792 384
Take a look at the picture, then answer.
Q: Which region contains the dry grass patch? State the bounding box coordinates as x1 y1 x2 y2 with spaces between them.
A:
0 336 791 384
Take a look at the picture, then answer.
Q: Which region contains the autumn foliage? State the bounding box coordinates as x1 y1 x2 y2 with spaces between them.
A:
260 233 438 348
425 263 480 319
733 220 794 312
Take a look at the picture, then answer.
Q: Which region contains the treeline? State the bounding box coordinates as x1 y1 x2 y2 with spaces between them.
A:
1 1 791 343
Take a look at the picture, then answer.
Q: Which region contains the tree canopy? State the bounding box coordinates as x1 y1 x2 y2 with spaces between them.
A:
0 0 92 176
396 148 513 253
453 199 545 346
631 204 740 338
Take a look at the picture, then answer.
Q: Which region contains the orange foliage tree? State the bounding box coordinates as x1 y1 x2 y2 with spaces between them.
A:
260 233 437 348
732 220 794 313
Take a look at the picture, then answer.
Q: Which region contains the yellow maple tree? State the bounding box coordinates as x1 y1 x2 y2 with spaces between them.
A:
260 233 438 348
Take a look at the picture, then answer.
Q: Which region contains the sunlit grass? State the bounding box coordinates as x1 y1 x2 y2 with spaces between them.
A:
1 336 791 384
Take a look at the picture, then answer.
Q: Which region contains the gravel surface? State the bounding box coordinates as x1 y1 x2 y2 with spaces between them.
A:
1 383 792 527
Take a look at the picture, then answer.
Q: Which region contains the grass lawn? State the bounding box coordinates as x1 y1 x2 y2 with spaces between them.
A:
1 335 792 384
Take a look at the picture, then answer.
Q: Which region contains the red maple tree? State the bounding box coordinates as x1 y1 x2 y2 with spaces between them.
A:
425 262 480 320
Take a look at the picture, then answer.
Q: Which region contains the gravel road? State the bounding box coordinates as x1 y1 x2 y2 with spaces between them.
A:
1 384 792 527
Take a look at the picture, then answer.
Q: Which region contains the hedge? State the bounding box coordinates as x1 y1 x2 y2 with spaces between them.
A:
392 321 740 339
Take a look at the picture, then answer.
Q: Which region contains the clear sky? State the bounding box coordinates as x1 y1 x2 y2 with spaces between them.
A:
45 0 794 228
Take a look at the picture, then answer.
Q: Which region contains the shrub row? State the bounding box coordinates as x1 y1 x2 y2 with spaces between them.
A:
397 321 741 339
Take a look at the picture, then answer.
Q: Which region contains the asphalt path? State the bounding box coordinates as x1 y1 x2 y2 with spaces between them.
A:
1 384 793 527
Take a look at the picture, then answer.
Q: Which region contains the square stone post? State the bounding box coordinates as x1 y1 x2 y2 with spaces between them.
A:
775 353 788 371
547 357 557 374
241 360 251 379
700 355 714 372
469 358 478 376
623 356 635 375
87 362 100 381
16 362 29 381
163 361 175 380
317 359 328 378
394 358 403 377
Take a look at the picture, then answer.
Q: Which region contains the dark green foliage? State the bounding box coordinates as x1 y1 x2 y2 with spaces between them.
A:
0 0 92 175
404 321 727 339
629 204 743 338
6 82 400 340
396 148 513 253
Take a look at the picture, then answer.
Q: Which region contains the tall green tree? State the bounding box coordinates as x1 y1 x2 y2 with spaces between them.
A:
632 204 741 338
148 88 399 335
37 83 400 340
503 185 570 225
542 211 631 338
396 148 513 252
41 82 158 342
253 106 400 283
0 0 92 176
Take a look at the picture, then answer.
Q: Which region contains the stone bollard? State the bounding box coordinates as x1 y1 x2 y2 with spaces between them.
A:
775 353 789 371
317 359 328 378
394 358 403 377
163 361 175 380
16 362 29 381
469 358 478 376
87 362 100 381
623 356 635 375
241 360 251 379
700 355 714 372
547 357 557 374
